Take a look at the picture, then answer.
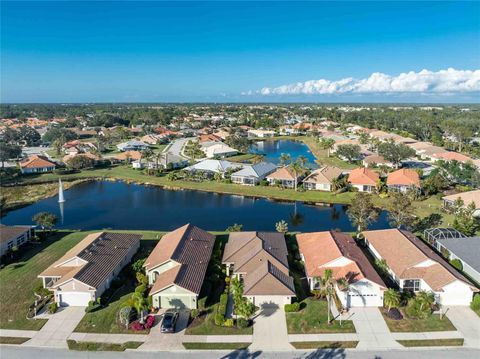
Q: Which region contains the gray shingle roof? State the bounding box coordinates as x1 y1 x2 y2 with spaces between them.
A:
437 237 480 273
231 162 277 178
0 225 32 244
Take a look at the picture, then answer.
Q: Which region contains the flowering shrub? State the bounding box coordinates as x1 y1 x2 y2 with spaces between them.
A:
144 315 155 329
131 321 144 331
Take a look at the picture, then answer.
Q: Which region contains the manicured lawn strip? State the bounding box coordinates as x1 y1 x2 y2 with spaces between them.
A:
0 337 30 344
0 230 92 330
397 339 464 347
291 341 358 349
286 298 355 334
185 305 253 335
380 309 456 332
66 339 143 351
228 153 264 163
182 342 251 350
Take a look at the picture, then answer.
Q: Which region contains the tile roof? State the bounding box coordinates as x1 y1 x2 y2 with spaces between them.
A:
443 190 480 209
362 229 474 291
146 224 215 295
303 166 343 185
266 166 302 181
432 151 472 163
0 225 32 244
39 232 141 289
20 155 56 169
347 167 379 185
114 151 142 161
243 261 295 296
297 231 385 287
387 168 420 187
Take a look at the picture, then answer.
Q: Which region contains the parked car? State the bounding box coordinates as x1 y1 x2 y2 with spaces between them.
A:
160 311 179 333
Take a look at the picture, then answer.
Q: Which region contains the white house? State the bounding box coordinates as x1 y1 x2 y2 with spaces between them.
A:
0 225 34 257
231 162 277 186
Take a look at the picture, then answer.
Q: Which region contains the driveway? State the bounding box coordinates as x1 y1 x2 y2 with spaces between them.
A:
165 137 194 158
347 307 402 349
138 310 189 351
24 306 85 348
250 305 293 351
446 306 480 348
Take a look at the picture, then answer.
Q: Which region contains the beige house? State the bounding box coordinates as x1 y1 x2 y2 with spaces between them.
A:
144 224 215 310
303 166 344 191
0 225 34 257
442 190 480 218
222 232 295 308
39 232 141 306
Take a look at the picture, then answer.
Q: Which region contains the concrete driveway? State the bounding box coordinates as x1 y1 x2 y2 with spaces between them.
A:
24 306 85 348
250 305 293 351
138 310 189 351
446 306 480 348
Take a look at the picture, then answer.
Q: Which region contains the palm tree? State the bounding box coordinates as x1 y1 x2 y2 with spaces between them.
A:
313 269 348 325
279 153 291 167
383 289 401 312
416 291 435 313
131 292 148 323
275 220 288 233
291 158 306 192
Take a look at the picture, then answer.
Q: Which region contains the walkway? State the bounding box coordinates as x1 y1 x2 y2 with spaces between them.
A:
250 305 293 351
23 306 85 348
446 306 480 348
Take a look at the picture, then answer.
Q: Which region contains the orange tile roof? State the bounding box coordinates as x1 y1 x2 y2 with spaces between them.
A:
433 151 472 163
266 166 297 181
114 151 142 161
386 168 420 187
20 155 56 169
347 167 379 185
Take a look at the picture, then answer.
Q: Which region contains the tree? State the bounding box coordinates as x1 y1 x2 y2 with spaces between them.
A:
416 291 435 313
17 126 41 146
32 212 58 236
331 176 348 192
52 136 66 155
319 138 335 156
230 277 256 319
346 193 379 232
225 135 250 153
383 289 401 312
452 200 479 236
131 292 148 323
312 269 348 324
275 220 288 233
66 155 95 170
291 157 306 191
387 192 415 229
378 141 415 168
43 128 77 143
335 144 361 163
132 258 146 273
0 142 21 168
422 172 449 195
226 223 243 232
279 153 291 166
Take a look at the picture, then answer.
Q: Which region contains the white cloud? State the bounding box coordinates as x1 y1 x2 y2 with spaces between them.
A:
247 68 480 96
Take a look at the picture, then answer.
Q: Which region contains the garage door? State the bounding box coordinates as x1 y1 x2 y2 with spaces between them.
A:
253 296 290 308
160 295 192 309
58 292 91 307
347 293 380 307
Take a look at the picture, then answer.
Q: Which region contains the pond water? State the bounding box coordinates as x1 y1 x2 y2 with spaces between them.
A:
249 140 318 168
2 181 392 232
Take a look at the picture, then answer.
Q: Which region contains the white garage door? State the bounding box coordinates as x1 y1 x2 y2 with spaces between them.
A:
252 296 290 308
160 295 192 309
58 292 91 307
347 293 380 307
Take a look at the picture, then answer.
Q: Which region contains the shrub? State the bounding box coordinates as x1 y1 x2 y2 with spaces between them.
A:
131 321 144 331
144 315 155 329
198 297 207 310
405 298 429 319
284 302 300 312
236 317 249 329
85 300 102 313
136 272 148 286
214 313 225 326
190 309 200 320
48 302 58 314
223 318 234 327
450 259 463 271
471 294 480 311
135 284 147 295
225 277 230 285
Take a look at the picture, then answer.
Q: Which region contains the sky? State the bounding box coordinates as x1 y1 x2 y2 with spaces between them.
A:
1 1 479 103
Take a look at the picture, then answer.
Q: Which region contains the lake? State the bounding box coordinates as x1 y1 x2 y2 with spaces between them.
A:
1 181 392 232
249 139 318 168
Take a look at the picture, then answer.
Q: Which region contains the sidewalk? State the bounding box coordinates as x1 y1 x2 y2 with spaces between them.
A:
446 306 480 348
0 329 37 338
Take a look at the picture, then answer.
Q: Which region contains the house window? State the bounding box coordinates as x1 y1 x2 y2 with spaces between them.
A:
403 279 421 292
7 241 14 250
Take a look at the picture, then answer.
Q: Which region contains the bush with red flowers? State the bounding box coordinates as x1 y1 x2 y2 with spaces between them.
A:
144 315 155 329
131 321 144 331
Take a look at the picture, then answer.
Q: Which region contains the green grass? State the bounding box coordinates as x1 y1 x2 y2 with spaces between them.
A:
286 298 356 334
182 342 251 350
67 339 143 351
381 309 456 332
291 341 358 349
0 231 91 330
397 339 464 347
227 153 264 163
185 306 253 335
0 337 30 345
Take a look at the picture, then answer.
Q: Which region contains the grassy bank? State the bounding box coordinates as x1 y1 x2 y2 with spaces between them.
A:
291 341 358 349
397 339 464 347
67 339 143 351
0 336 30 345
182 342 251 350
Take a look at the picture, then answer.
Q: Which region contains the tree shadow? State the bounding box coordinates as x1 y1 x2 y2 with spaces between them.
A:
220 349 263 359
294 347 347 359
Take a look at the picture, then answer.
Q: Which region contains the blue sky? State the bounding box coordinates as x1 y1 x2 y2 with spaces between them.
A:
1 1 479 103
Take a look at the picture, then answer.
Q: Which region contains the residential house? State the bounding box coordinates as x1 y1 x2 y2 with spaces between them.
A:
149 153 189 170
247 129 275 138
362 154 393 168
222 232 295 307
0 225 34 257
185 159 243 176
442 190 480 217
20 155 56 174
435 237 480 284
213 129 230 141
347 167 379 193
38 232 141 306
297 231 386 307
141 134 166 145
303 166 344 191
231 162 277 186
266 166 306 189
199 134 222 143
113 150 142 162
144 224 215 309
201 141 238 159
116 140 150 152
386 168 421 194
363 229 477 306
430 151 473 164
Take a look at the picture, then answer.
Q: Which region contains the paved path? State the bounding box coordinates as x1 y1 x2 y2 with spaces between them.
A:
346 307 402 349
0 329 37 338
250 305 293 351
23 306 85 348
138 311 189 351
446 306 480 348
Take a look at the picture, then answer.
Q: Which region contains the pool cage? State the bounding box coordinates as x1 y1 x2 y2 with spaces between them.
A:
424 227 466 246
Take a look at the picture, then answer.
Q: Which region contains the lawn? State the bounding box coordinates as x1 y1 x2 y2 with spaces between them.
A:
228 153 264 163
290 341 358 349
296 136 358 170
67 339 143 351
380 309 456 332
182 342 251 350
0 337 30 344
0 231 91 330
397 339 464 347
286 298 356 334
185 306 253 335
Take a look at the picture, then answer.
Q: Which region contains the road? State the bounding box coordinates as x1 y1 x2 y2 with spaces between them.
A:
1 346 479 359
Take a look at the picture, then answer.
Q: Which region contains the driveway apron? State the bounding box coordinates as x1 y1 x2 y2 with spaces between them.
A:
250 305 293 351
